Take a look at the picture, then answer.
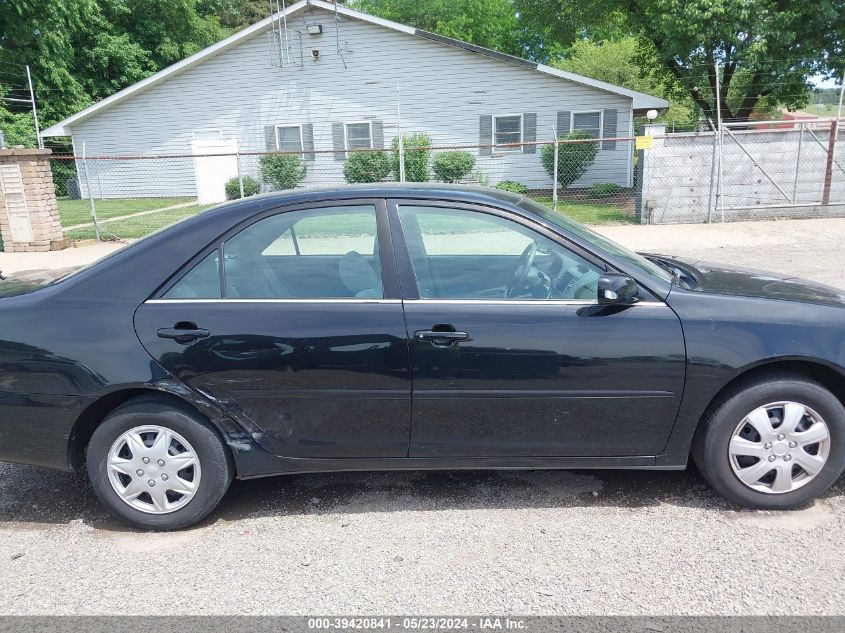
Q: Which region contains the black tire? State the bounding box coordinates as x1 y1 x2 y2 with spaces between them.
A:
87 395 234 530
692 373 845 509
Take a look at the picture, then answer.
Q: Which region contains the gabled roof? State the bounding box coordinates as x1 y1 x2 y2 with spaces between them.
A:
41 0 668 137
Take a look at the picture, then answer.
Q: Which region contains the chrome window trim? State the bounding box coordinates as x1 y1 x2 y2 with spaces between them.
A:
145 298 665 307
145 298 401 305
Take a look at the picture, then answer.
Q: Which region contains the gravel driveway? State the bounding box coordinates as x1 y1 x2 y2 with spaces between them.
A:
1 217 844 616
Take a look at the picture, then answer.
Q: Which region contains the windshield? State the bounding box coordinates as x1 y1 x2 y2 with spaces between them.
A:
517 198 674 284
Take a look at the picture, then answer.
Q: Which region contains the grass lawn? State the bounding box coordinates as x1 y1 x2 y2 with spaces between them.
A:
64 204 212 240
530 197 636 224
57 197 196 227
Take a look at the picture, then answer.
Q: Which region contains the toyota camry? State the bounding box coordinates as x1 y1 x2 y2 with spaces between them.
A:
1 184 843 529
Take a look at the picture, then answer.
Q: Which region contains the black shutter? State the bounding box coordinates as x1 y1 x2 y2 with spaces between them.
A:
371 120 384 150
332 122 345 161
602 109 618 150
522 113 537 154
556 111 571 137
302 123 315 161
479 115 492 156
264 125 277 150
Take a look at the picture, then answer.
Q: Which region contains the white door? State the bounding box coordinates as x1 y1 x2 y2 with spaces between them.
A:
191 137 239 204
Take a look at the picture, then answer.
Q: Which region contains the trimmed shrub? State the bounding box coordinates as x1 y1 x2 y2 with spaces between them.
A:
260 153 306 190
540 131 599 187
391 132 431 182
344 150 391 183
495 180 528 195
225 175 261 200
589 182 623 199
432 151 475 183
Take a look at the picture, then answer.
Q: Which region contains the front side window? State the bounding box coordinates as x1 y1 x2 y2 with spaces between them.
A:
276 125 303 153
494 115 522 151
223 205 383 299
398 205 603 301
572 111 602 139
345 122 373 150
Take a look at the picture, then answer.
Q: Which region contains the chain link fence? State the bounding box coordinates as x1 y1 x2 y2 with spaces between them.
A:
639 119 845 223
50 137 637 241
48 121 845 242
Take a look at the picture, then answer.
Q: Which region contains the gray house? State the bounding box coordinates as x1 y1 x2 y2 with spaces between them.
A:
42 0 667 201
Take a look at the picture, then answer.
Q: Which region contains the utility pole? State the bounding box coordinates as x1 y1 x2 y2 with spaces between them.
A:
2 65 43 148
25 65 42 149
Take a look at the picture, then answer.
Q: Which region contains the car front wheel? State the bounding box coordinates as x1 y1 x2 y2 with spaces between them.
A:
693 374 845 509
87 396 233 530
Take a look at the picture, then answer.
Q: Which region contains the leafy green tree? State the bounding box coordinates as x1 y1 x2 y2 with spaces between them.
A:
350 0 555 60
553 37 695 127
0 0 226 136
517 0 845 122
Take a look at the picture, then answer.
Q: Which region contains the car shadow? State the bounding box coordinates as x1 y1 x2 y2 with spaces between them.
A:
1 460 843 532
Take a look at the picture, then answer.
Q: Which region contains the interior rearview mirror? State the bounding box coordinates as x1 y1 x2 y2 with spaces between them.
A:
597 273 639 305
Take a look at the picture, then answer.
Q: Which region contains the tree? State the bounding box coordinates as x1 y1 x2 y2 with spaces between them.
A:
553 37 695 127
518 0 845 122
0 0 226 141
350 0 555 60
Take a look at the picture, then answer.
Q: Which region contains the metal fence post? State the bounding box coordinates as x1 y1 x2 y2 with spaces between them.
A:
706 118 717 223
792 121 804 203
552 127 559 212
236 146 245 198
715 61 725 222
822 120 838 205
81 141 101 242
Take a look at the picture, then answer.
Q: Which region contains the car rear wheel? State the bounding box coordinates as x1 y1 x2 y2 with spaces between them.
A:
693 374 845 509
87 396 233 530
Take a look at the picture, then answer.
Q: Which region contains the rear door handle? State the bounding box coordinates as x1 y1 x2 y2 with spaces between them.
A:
414 329 469 347
156 324 210 343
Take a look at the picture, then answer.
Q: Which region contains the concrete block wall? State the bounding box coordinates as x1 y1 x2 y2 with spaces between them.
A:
0 148 64 252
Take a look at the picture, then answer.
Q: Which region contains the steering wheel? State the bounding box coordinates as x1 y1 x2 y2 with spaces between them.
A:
506 242 537 298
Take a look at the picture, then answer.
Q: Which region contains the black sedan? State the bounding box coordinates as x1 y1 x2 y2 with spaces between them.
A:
1 185 844 530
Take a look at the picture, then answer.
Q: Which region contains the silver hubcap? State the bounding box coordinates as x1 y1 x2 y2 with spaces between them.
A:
729 401 830 494
106 425 201 514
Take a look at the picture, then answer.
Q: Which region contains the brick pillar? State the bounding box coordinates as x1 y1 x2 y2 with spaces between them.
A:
0 148 66 253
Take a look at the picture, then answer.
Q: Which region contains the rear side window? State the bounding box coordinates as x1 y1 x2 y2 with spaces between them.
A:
163 250 221 299
224 205 382 299
163 205 384 300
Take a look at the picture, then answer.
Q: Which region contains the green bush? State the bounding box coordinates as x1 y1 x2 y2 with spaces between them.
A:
589 182 623 199
391 132 430 182
260 153 306 190
540 131 599 187
495 180 528 194
51 160 78 198
432 151 475 183
343 150 391 183
225 175 261 200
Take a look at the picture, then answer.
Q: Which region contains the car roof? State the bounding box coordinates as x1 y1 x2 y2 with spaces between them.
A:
214 182 525 210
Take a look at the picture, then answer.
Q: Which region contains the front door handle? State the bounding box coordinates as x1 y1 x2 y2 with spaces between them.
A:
415 329 469 347
156 323 210 344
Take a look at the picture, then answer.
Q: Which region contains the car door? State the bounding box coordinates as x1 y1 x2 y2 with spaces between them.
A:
390 200 686 458
134 199 412 459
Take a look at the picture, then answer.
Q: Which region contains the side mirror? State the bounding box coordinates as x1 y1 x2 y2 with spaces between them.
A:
597 273 639 305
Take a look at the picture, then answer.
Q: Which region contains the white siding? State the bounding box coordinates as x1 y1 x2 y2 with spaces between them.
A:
70 7 634 197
